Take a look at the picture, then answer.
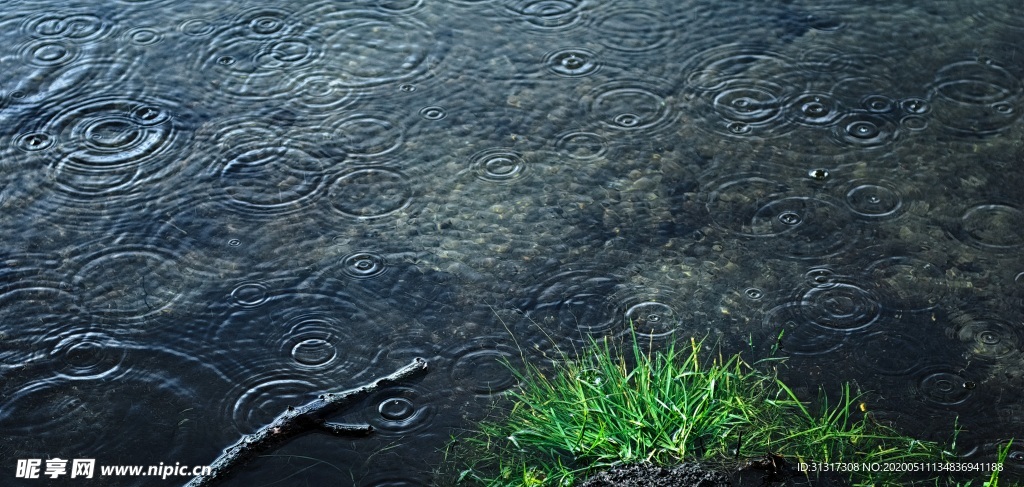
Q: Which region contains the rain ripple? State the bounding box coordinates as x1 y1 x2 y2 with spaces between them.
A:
592 7 676 52
760 303 844 357
955 203 1024 251
908 368 977 408
375 0 426 14
22 12 113 43
683 44 793 93
468 148 528 184
853 331 931 376
208 291 382 381
866 256 948 313
229 281 272 309
844 180 905 220
554 130 607 159
799 281 882 333
121 27 163 46
786 93 843 127
609 286 685 340
282 71 360 114
831 111 899 148
16 95 192 219
704 175 856 260
444 337 520 397
235 7 299 37
210 293 386 433
513 268 622 347
216 144 326 215
49 98 176 167
152 201 328 283
681 44 797 139
328 112 405 162
197 118 332 217
705 79 790 138
929 59 1022 136
418 105 447 120
3 54 139 109
307 248 458 335
957 434 1024 478
951 314 1022 362
680 42 923 155
584 79 677 133
18 38 80 67
504 0 590 31
226 374 328 434
50 330 128 381
178 18 216 37
302 6 446 91
304 248 408 286
194 7 324 103
543 48 601 77
357 384 438 438
68 236 200 326
339 252 390 279
327 168 413 220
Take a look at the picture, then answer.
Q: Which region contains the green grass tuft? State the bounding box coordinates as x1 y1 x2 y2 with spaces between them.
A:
448 330 955 486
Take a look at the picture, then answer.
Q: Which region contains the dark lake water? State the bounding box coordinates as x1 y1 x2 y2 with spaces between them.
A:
2 0 1024 485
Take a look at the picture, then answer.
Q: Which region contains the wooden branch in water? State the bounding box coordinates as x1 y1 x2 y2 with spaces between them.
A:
184 357 429 487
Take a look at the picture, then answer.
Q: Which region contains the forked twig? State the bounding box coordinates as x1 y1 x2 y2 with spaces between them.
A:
184 357 429 487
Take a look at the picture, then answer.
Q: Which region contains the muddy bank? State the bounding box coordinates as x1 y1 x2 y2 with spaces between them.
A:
577 460 852 487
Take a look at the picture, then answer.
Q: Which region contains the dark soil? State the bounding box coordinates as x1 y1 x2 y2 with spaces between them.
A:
577 463 730 487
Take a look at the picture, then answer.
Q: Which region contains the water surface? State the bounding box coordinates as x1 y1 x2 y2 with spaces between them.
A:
1 0 1023 485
